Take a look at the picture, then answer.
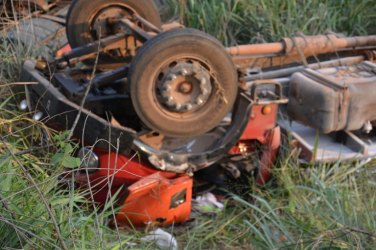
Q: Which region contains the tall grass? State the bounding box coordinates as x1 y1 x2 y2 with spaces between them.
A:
0 4 144 248
176 159 376 249
168 0 376 45
0 97 143 249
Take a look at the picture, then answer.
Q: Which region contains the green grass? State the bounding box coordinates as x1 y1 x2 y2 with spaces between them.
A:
167 0 376 45
1 0 376 249
178 160 376 249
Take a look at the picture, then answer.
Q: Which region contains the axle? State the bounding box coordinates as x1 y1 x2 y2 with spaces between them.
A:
227 34 376 57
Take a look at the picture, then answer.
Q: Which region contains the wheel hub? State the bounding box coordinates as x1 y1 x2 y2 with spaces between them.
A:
158 62 212 113
91 7 132 39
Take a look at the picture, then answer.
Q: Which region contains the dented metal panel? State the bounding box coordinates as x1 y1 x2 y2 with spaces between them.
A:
287 61 376 133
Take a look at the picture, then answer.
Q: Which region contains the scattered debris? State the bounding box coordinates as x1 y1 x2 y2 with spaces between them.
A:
141 228 178 250
192 192 224 214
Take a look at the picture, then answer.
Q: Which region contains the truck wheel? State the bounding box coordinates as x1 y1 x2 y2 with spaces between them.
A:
66 0 162 69
6 17 67 59
129 28 238 137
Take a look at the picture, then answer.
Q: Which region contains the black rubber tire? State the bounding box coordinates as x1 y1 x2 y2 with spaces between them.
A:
6 17 67 59
129 28 238 137
66 0 162 69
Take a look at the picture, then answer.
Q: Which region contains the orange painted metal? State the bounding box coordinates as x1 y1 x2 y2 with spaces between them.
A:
256 127 280 185
55 44 72 57
75 150 193 227
229 103 280 184
239 104 278 143
74 150 158 186
116 172 192 226
226 43 284 56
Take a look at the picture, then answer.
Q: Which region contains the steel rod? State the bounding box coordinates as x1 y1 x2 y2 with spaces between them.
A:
244 56 365 81
227 35 376 58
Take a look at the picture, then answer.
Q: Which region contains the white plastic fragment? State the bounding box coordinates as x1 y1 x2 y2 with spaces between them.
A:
141 228 178 250
193 192 224 211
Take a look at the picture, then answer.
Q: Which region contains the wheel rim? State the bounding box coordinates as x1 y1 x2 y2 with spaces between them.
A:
155 59 214 115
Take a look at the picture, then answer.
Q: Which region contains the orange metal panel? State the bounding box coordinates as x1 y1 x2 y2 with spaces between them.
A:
116 173 193 226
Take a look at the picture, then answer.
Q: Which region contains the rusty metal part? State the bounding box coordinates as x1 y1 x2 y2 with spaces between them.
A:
17 0 49 11
54 33 125 65
92 7 131 40
65 0 161 69
228 34 376 69
227 34 376 57
227 42 284 56
133 13 162 33
118 17 153 42
249 80 289 105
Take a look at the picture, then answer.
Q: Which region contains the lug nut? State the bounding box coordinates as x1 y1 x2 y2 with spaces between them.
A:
196 98 204 105
169 74 177 81
185 104 193 111
166 96 175 106
181 69 188 76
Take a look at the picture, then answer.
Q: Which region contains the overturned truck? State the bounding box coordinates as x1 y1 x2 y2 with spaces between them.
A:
18 0 376 226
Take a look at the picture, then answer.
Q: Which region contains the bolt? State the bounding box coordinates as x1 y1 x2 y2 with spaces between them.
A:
19 99 28 111
35 60 47 70
32 111 43 121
